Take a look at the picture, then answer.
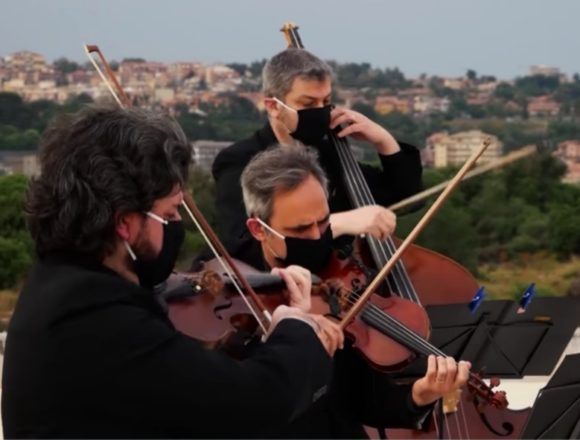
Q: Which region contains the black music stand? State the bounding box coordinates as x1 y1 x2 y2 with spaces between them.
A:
520 353 580 439
397 297 580 378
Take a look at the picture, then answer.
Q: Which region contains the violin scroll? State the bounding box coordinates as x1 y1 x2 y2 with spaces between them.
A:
467 372 509 410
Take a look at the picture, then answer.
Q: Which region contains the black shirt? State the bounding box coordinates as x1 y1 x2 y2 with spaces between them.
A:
212 123 423 268
1 252 333 438
209 123 430 438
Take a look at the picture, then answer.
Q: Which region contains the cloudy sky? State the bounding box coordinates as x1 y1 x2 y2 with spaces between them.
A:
1 0 578 79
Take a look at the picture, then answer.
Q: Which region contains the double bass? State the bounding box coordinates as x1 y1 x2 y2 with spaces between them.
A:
279 23 533 438
280 22 479 307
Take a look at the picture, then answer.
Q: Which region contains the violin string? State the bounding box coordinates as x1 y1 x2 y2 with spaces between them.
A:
331 133 420 303
433 407 441 439
444 409 452 438
459 398 471 439
454 406 463 438
326 277 493 427
337 287 486 389
180 201 268 334
338 286 444 356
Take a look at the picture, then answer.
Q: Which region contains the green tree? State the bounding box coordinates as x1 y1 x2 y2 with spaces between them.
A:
0 175 33 288
53 57 80 74
0 237 32 289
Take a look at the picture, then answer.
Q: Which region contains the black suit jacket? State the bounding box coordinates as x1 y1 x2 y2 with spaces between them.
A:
1 252 333 439
209 124 430 438
212 123 423 268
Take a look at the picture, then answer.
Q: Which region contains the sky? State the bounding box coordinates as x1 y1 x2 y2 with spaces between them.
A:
1 0 579 79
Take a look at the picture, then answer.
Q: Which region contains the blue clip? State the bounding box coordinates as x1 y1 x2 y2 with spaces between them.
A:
469 286 486 314
517 283 536 314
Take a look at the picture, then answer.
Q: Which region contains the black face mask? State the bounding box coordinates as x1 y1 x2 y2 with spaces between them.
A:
274 226 334 274
132 220 185 289
289 105 332 146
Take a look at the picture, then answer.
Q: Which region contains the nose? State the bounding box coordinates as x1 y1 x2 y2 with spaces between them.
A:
305 225 322 240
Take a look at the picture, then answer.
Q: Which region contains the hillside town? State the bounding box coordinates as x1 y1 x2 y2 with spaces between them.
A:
1 50 580 182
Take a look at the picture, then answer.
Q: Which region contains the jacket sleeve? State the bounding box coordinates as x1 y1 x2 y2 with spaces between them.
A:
333 345 433 429
359 141 423 207
212 151 264 266
108 309 333 438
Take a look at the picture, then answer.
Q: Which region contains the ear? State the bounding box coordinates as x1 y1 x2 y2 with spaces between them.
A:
246 217 267 241
115 211 140 242
264 97 282 118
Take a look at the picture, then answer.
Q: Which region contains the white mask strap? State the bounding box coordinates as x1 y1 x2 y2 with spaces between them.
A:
255 218 285 240
124 240 137 261
272 97 296 114
145 211 168 225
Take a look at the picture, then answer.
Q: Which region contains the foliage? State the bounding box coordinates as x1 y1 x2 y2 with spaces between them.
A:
0 92 94 151
0 175 32 289
178 94 264 141
397 154 580 273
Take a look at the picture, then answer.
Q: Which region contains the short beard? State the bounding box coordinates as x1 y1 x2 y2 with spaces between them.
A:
133 225 157 261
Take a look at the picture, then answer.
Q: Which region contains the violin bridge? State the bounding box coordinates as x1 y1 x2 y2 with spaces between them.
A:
442 388 462 414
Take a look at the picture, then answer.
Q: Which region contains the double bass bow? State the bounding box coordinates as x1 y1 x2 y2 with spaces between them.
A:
281 22 480 306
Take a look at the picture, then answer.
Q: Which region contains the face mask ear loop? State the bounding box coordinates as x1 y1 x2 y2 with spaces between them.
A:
124 240 137 261
255 217 285 240
271 97 301 141
272 97 295 113
145 211 168 225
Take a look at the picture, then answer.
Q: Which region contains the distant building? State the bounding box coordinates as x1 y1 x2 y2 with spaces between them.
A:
527 96 560 117
413 96 450 114
428 130 502 168
0 151 40 177
191 140 231 171
443 78 467 90
529 65 561 77
553 140 580 183
374 96 410 114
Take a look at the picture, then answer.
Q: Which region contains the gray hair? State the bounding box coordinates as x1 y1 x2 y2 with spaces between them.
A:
262 48 334 99
241 145 329 221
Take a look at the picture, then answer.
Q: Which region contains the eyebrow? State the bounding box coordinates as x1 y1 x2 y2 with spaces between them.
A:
298 93 332 101
288 213 331 231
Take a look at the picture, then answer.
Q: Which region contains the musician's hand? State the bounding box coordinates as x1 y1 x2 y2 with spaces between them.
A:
308 314 345 356
271 265 312 312
411 355 471 407
330 206 396 240
330 107 400 155
267 307 344 356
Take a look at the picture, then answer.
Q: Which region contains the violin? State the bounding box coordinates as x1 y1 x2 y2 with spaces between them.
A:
165 250 507 413
281 23 479 306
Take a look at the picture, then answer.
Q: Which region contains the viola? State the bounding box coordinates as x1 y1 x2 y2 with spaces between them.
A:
165 251 507 413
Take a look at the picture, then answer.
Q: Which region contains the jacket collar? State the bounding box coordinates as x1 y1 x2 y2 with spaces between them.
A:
255 122 278 150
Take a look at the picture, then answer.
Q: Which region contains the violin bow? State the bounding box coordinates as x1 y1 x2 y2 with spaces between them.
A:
83 44 272 333
388 145 537 212
340 138 491 328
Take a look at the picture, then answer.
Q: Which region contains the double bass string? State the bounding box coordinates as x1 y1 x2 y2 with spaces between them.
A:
331 133 420 303
282 21 421 305
331 134 413 299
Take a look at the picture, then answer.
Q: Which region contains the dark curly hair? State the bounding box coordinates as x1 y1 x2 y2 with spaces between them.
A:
26 104 192 259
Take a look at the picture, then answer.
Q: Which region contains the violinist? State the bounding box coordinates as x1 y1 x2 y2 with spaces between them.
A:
239 145 470 439
1 105 344 439
213 47 422 268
